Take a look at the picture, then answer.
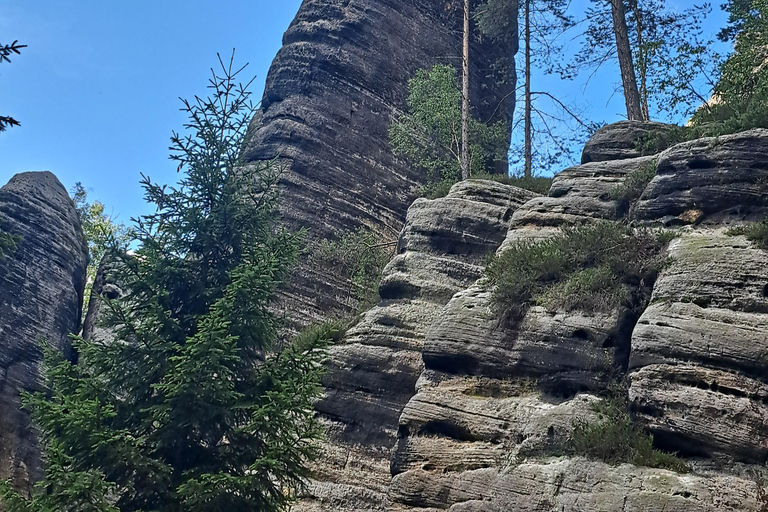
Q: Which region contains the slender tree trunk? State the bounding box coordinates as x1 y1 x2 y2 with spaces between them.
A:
630 0 650 120
609 0 643 121
461 0 471 180
524 0 532 178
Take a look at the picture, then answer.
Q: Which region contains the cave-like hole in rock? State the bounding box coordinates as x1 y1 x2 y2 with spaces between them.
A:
571 328 590 340
418 420 479 442
687 158 717 170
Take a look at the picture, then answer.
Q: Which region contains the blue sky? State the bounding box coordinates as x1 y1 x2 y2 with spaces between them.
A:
1 1 729 224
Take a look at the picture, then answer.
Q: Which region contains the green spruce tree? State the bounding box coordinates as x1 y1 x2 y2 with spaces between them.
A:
0 52 329 512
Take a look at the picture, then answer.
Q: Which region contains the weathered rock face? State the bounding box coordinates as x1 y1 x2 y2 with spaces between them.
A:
628 231 768 465
294 180 537 511
635 129 768 223
389 458 764 511
580 120 677 164
243 0 518 326
0 172 88 491
384 123 768 510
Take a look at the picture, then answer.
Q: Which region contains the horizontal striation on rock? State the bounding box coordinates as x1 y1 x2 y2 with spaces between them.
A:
242 0 517 326
580 120 677 164
628 229 768 465
634 129 768 222
295 180 536 511
0 171 88 491
389 458 764 511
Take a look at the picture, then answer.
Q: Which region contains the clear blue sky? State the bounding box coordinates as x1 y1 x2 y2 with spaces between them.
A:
0 0 303 224
1 1 729 224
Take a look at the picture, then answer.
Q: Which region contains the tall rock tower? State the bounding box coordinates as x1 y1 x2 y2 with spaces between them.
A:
242 0 519 325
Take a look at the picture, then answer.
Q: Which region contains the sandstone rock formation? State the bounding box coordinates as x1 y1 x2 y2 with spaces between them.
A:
302 122 768 511
242 0 519 326
0 172 88 491
634 128 768 222
295 180 537 511
628 231 768 465
580 120 677 164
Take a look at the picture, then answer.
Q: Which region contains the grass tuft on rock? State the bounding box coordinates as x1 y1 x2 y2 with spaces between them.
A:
609 160 657 217
486 221 674 324
726 220 768 249
571 385 689 473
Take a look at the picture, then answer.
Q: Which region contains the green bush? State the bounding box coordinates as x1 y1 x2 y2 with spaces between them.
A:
727 220 768 249
486 222 674 324
422 179 454 199
0 229 19 261
609 160 657 217
469 173 554 196
310 227 394 311
571 385 688 473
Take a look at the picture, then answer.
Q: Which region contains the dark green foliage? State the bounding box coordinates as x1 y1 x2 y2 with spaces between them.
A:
690 0 768 135
469 172 553 195
1 53 327 512
609 159 657 216
726 220 768 249
310 227 395 311
389 64 508 195
0 226 20 261
485 222 673 324
571 384 688 472
0 40 26 132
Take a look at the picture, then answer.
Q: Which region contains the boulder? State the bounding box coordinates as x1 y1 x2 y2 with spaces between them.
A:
634 129 768 222
581 120 678 164
0 171 88 489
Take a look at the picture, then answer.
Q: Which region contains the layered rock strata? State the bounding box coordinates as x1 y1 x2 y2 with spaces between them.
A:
0 172 88 491
580 120 677 164
388 123 768 510
243 0 518 325
628 231 768 465
635 128 768 223
295 180 537 511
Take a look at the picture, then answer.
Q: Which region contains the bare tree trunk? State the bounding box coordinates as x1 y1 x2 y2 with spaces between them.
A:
609 0 643 121
461 0 471 180
524 0 532 178
630 0 650 120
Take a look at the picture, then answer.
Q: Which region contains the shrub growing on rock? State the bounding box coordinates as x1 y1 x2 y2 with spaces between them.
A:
486 221 674 325
571 384 688 473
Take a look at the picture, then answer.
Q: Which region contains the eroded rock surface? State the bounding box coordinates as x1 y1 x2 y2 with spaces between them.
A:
634 129 768 222
629 230 768 465
389 457 763 511
580 120 677 164
0 172 88 491
296 180 536 511
243 0 518 326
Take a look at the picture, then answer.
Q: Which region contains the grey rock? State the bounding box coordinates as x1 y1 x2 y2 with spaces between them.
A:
628 230 768 464
82 254 126 345
243 0 519 327
508 156 654 229
296 181 533 511
389 457 764 511
581 120 678 164
0 171 88 490
634 129 768 222
630 364 768 464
